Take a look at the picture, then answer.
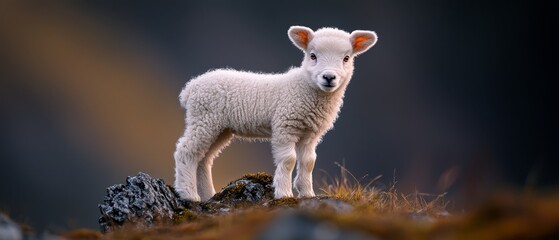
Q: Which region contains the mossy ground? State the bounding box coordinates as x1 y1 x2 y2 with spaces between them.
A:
211 172 274 201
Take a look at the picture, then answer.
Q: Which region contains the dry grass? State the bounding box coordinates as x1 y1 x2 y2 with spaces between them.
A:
319 162 448 217
319 162 382 202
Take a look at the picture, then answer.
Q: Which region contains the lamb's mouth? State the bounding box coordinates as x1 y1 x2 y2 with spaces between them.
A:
320 84 337 92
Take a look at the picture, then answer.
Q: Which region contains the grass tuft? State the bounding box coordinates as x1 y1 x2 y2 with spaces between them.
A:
319 162 448 217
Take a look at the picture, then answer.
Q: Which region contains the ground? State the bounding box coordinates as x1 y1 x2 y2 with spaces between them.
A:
4 171 559 240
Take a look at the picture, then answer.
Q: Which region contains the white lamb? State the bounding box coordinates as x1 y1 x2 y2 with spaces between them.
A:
174 26 377 201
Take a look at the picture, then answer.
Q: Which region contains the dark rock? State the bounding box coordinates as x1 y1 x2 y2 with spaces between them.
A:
0 214 22 240
208 172 274 207
98 172 184 233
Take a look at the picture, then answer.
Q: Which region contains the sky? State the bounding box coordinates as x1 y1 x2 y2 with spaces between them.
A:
0 0 557 231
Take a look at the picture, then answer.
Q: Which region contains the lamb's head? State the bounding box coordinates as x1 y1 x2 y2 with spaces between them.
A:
288 26 377 92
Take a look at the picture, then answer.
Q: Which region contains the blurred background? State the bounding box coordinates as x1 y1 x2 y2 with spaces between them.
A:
1 0 557 231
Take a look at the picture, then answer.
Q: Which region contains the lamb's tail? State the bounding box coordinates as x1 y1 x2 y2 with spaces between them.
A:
178 84 190 109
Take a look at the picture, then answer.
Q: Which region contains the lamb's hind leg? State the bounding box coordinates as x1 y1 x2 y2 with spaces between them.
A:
197 129 234 201
174 125 220 201
294 137 319 197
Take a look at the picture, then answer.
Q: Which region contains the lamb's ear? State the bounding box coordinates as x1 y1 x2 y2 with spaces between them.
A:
288 26 314 51
350 30 378 55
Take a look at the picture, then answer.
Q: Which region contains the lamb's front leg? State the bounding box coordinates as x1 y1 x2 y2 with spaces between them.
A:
294 138 319 197
272 139 297 198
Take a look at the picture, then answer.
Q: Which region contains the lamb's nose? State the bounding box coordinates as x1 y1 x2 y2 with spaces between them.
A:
322 74 336 83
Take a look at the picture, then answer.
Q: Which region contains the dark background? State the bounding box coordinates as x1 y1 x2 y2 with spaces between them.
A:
1 0 557 231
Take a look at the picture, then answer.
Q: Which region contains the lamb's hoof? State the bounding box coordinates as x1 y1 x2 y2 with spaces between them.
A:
184 196 201 202
297 193 316 198
274 192 294 199
176 191 201 202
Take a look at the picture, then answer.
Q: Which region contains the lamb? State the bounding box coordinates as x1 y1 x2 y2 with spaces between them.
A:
174 26 377 201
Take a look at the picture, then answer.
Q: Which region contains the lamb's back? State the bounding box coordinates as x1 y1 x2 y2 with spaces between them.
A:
184 69 286 136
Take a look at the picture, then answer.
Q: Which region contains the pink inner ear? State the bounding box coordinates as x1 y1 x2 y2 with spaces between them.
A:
353 36 370 51
296 31 309 47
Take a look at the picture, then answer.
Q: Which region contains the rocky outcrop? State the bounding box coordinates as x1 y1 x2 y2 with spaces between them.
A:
98 172 356 233
206 173 274 209
98 172 183 233
98 172 280 232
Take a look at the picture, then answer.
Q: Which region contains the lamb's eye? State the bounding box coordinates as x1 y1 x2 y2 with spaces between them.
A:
310 53 317 60
343 56 350 63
